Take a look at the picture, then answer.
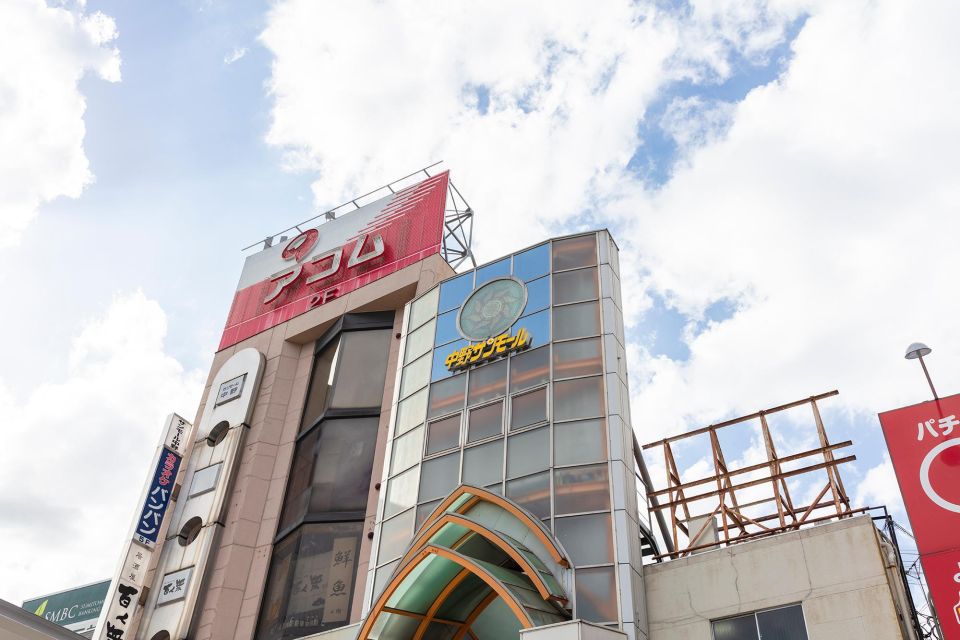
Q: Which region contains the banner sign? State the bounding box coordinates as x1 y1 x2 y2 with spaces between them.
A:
100 580 141 640
220 171 449 350
162 413 190 456
134 447 182 547
23 580 110 635
879 393 960 639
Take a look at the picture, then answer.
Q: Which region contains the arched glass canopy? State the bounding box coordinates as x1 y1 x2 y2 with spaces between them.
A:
360 486 572 639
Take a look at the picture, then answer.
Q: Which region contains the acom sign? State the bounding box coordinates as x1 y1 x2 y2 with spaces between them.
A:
220 172 449 349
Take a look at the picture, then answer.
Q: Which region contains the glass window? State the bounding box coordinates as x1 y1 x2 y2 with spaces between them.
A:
439 272 473 313
427 374 466 419
712 614 760 640
328 329 392 408
523 275 550 315
467 359 507 406
391 425 424 475
509 346 549 393
553 301 600 341
373 560 400 600
553 267 598 305
554 418 607 466
434 309 460 346
513 243 550 282
256 522 364 640
554 376 604 421
555 513 612 566
513 308 549 347
463 440 504 487
419 452 460 502
378 508 416 564
280 418 379 529
396 387 428 436
553 337 603 379
432 338 467 382
405 318 436 365
426 414 461 455
468 401 503 443
552 235 597 271
416 499 442 529
409 286 439 331
505 471 550 519
384 466 419 518
506 426 549 478
757 605 809 640
399 353 431 400
574 566 617 622
554 464 610 514
511 387 547 430
300 339 338 431
476 258 510 286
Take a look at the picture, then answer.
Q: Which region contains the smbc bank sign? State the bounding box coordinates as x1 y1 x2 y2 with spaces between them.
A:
22 579 111 635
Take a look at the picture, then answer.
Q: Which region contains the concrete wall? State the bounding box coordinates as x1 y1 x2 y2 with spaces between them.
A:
644 516 912 640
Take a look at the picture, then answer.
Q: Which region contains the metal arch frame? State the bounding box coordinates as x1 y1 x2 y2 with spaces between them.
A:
417 484 570 568
356 545 534 640
398 512 567 604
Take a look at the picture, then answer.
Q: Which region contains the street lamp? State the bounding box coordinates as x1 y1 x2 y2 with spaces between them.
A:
905 342 939 401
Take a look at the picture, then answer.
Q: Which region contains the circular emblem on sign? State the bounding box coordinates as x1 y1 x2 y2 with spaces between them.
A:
920 437 960 514
456 277 528 342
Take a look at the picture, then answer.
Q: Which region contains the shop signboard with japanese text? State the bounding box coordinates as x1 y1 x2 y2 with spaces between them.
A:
879 393 960 639
134 447 181 547
220 172 449 349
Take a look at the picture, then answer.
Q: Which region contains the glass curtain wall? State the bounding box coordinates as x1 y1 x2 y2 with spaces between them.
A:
377 233 626 626
257 314 394 640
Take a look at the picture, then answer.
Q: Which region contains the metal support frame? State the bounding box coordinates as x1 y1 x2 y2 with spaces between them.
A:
241 162 475 271
642 391 860 560
868 506 926 640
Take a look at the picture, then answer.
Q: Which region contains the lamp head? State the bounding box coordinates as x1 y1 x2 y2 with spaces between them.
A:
905 342 932 360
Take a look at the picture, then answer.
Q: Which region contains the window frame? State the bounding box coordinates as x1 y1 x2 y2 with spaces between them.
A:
710 603 809 640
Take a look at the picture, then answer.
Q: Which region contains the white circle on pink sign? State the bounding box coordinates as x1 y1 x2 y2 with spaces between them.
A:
919 437 960 514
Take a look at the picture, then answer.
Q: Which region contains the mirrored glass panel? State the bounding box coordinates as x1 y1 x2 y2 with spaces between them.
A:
552 337 603 379
513 308 549 346
553 301 600 341
405 318 436 365
378 508 416 564
553 267 598 305
439 272 473 313
419 452 460 502
400 353 431 400
513 243 550 282
426 414 461 455
475 258 510 286
462 439 504 487
511 387 547 430
505 471 550 519
574 566 617 622
396 387 428 436
432 338 467 382
554 418 607 466
384 466 419 518
506 426 549 478
428 374 466 419
467 359 507 406
329 329 392 408
409 286 439 331
554 513 613 566
300 339 338 432
509 346 549 393
434 309 460 346
524 275 550 315
552 234 597 271
467 401 503 443
391 425 424 475
554 464 610 514
416 499 442 530
307 417 379 515
554 376 604 421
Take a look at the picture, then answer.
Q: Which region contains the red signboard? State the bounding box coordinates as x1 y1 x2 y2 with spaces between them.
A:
220 172 449 349
922 548 960 637
878 394 960 555
879 393 960 639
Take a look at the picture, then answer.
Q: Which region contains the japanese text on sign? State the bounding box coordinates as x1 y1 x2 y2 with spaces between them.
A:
134 448 181 547
215 374 246 406
101 581 139 640
444 328 531 372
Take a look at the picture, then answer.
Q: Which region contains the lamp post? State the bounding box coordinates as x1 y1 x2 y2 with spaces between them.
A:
904 342 939 401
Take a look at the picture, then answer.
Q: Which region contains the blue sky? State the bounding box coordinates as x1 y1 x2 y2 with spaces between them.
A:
1 0 958 615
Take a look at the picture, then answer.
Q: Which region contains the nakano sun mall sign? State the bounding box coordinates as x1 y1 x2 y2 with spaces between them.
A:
220 172 449 349
879 393 960 639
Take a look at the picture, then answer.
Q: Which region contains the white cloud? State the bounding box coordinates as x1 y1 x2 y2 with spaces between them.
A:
0 0 120 246
0 291 204 603
224 46 247 65
856 456 905 518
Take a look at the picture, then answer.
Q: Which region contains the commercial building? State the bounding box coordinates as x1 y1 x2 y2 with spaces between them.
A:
89 170 922 640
